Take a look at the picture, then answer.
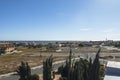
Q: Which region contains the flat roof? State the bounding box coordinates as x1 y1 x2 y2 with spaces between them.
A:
104 61 120 80
104 75 120 80
107 61 120 68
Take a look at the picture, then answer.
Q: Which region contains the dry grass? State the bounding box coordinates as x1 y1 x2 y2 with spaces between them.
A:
17 47 120 54
17 48 41 53
0 55 65 75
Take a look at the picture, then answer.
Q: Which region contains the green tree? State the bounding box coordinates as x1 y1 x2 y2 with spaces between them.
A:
17 62 39 80
17 61 31 80
43 55 53 80
89 48 101 80
58 48 101 80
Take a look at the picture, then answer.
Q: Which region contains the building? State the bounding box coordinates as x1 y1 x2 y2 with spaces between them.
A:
104 61 120 80
0 42 15 55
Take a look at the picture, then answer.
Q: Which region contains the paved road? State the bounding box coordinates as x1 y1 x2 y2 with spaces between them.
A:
103 46 120 51
26 52 120 60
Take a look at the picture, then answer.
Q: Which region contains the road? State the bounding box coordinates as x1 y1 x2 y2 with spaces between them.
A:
26 52 120 60
103 46 120 51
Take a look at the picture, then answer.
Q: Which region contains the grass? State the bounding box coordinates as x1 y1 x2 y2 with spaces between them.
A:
0 55 66 75
17 47 120 54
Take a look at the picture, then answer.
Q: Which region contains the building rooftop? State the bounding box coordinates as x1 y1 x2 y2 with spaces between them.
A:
104 61 120 80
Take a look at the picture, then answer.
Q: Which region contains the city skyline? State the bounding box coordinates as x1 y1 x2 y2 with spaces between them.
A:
0 0 120 41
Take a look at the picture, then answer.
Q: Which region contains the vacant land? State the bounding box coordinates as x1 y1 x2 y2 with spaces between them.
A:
17 47 120 54
0 46 119 75
0 55 66 75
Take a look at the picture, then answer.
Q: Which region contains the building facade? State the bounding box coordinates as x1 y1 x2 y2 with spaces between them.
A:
0 42 15 55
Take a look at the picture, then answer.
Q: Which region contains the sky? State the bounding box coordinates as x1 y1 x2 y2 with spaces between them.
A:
0 0 120 41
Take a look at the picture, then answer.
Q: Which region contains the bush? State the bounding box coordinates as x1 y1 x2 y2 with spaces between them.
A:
29 74 39 80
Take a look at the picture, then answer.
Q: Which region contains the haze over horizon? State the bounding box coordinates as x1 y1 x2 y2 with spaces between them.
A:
0 0 120 41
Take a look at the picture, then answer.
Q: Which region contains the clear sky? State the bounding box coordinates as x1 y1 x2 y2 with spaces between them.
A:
0 0 120 41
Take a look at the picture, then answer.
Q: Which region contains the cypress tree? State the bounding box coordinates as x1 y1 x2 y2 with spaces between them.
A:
81 59 89 80
59 48 101 80
59 47 73 80
17 61 31 80
61 60 69 78
88 58 92 80
90 48 101 80
43 55 53 80
26 62 31 79
72 60 84 80
68 47 72 80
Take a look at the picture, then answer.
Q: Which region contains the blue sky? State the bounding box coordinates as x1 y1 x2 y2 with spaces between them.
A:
0 0 120 41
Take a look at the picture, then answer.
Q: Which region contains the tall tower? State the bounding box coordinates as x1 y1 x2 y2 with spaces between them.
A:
105 37 108 45
106 37 107 41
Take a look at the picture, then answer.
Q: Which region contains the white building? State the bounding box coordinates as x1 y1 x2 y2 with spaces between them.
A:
104 61 120 80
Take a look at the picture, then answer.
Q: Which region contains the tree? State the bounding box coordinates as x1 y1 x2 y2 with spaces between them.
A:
78 43 84 47
43 55 53 80
58 47 73 80
58 48 101 80
89 48 101 80
17 61 31 80
17 61 39 80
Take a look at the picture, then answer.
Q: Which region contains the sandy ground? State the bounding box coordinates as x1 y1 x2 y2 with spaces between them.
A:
39 74 61 80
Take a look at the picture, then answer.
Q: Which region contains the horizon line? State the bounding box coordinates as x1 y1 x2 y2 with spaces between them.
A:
0 39 118 42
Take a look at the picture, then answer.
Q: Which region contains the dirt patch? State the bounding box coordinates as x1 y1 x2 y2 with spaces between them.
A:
39 74 61 80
